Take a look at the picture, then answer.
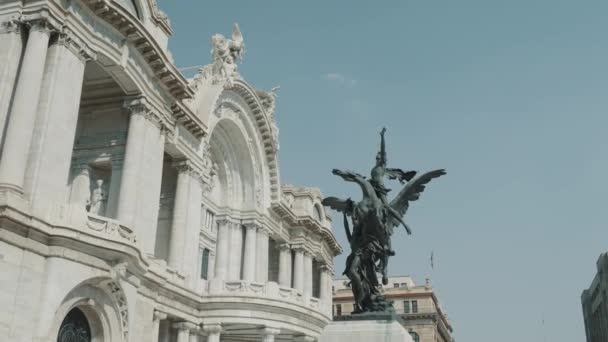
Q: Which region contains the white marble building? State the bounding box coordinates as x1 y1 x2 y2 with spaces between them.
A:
0 1 341 341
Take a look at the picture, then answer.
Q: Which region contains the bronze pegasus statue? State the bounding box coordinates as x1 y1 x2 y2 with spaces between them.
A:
323 128 445 313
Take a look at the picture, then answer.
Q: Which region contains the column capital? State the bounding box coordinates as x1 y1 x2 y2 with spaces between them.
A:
202 323 222 334
257 225 272 236
216 217 233 227
242 221 261 231
56 27 96 62
153 310 167 321
262 327 281 336
319 262 333 272
0 20 22 34
278 242 291 251
26 18 58 35
173 160 206 187
123 96 158 122
172 321 197 332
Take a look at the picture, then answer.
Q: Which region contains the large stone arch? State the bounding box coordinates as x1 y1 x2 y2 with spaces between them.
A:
46 277 129 342
208 118 257 210
203 81 280 210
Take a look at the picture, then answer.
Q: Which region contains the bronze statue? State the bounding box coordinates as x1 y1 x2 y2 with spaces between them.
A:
323 128 445 314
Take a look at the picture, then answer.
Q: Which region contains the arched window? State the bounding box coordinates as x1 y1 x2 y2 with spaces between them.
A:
116 0 140 18
409 331 420 342
57 307 91 342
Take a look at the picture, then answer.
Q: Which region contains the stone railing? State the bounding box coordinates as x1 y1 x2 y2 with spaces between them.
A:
206 279 324 312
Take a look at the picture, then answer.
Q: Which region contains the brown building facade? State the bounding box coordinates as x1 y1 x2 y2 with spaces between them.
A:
332 275 455 342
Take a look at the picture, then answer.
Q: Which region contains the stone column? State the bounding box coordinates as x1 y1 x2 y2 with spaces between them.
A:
116 99 148 227
242 223 257 282
0 21 23 151
304 252 313 297
173 322 195 342
255 228 269 283
293 248 304 292
185 172 203 284
168 161 192 272
278 243 292 287
152 310 167 342
319 265 331 314
106 157 123 218
189 329 200 342
136 119 166 254
202 324 222 342
24 28 94 214
214 219 231 280
294 335 316 342
262 327 281 342
0 19 54 193
228 222 243 280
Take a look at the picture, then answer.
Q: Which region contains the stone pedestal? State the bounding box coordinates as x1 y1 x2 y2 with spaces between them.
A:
319 314 414 342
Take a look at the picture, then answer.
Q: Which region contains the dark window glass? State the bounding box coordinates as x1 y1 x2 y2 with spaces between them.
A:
336 304 342 316
393 283 399 288
403 301 410 313
412 300 418 313
57 308 91 342
200 248 210 279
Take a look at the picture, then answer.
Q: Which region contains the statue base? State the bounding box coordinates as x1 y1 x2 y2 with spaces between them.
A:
319 312 414 342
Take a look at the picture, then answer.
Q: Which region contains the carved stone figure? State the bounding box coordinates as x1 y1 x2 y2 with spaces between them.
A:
89 179 107 216
211 23 245 88
323 128 445 314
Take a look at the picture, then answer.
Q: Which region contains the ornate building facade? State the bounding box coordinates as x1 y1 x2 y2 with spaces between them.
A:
0 1 341 341
332 276 454 342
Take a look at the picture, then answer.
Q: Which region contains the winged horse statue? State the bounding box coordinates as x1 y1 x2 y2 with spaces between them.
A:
323 128 445 313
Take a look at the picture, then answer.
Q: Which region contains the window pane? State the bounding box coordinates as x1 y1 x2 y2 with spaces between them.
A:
201 248 209 279
412 300 418 313
336 304 342 316
403 301 410 313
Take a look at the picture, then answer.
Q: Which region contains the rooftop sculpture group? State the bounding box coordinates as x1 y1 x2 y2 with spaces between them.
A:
323 128 446 313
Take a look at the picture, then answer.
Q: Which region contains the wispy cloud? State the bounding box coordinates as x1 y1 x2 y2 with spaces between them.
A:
323 72 357 88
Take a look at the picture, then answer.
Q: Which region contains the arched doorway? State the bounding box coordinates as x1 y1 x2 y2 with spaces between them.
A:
57 307 91 342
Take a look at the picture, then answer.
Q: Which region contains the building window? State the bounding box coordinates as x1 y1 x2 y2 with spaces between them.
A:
200 248 210 279
403 301 410 313
336 304 342 316
400 283 407 288
409 331 420 342
412 300 418 313
57 308 91 342
393 283 399 288
203 209 215 232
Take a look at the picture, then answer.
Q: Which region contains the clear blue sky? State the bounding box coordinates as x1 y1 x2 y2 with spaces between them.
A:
159 1 608 341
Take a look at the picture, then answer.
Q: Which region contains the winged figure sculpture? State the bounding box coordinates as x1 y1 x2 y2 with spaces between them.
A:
322 128 445 314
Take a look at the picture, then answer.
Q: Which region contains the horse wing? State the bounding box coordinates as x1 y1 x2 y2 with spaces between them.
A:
387 169 446 228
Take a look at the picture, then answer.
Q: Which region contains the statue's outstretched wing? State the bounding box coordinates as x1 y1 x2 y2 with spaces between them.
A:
386 168 417 184
232 23 243 44
322 196 354 216
387 169 446 228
